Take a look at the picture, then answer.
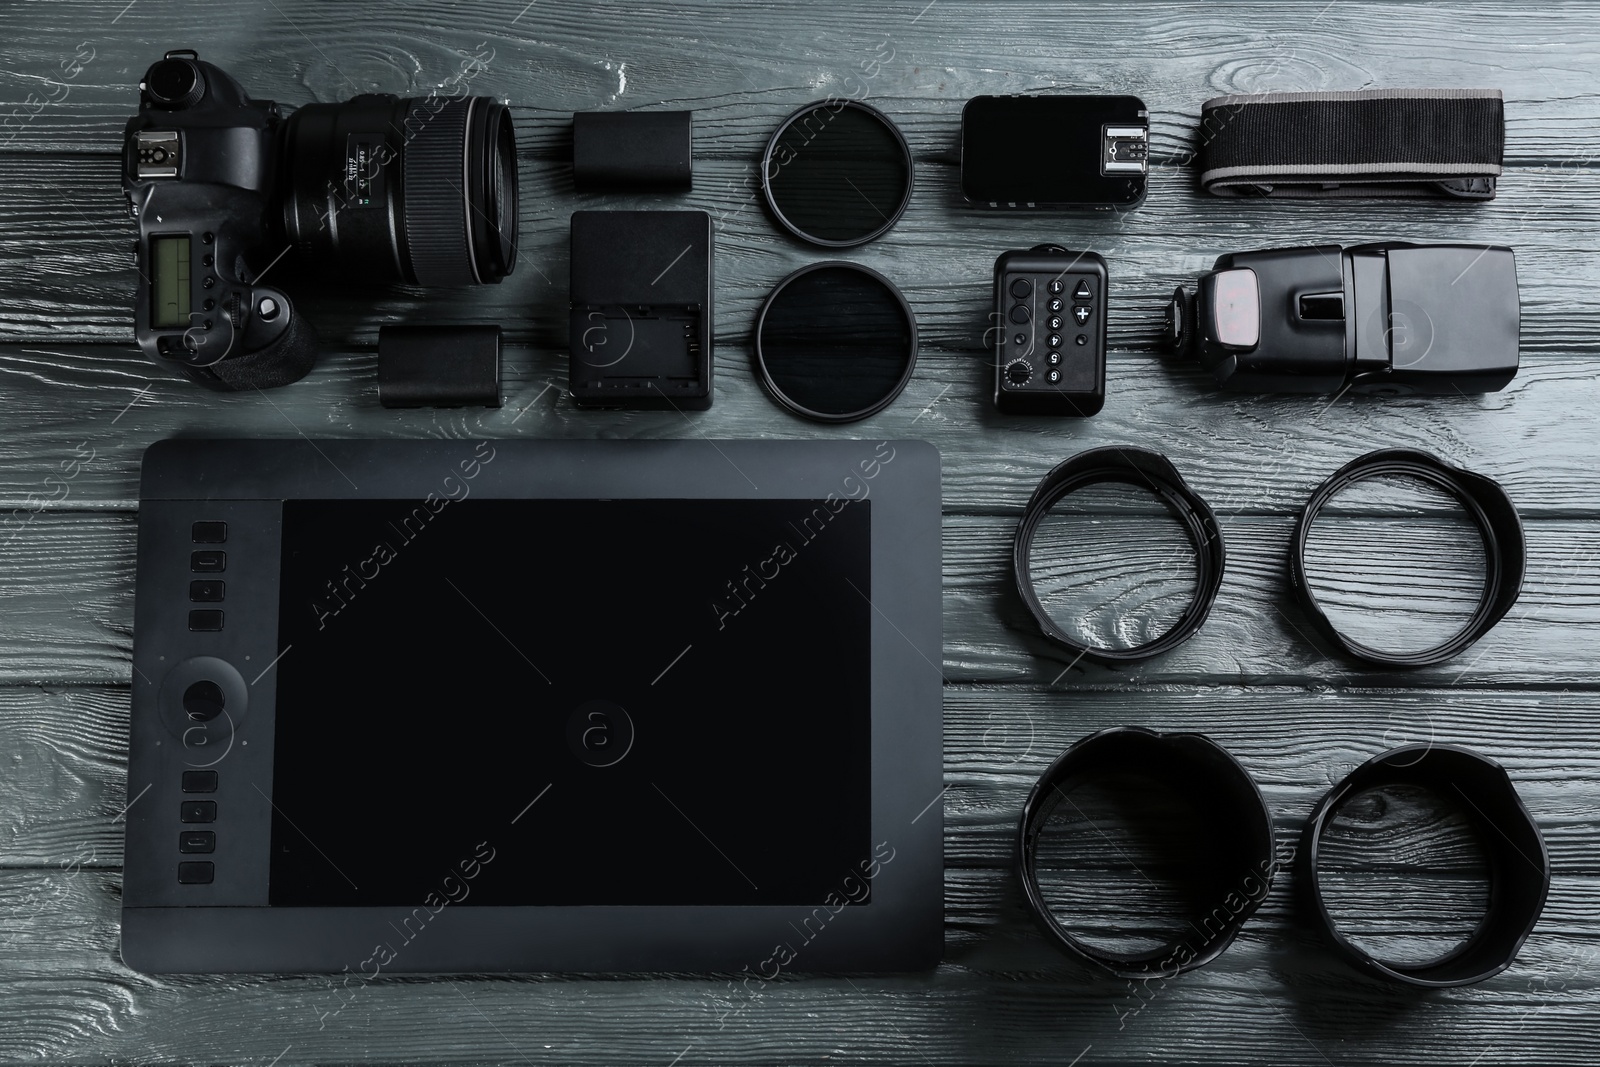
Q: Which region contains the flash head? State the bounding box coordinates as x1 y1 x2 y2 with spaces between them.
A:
1167 242 1519 396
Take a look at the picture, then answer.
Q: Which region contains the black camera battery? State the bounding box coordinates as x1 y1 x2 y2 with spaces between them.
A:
378 324 502 408
569 210 713 410
992 246 1108 416
572 110 693 190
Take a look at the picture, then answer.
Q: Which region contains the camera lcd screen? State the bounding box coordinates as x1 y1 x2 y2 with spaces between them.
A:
268 497 873 908
150 235 191 329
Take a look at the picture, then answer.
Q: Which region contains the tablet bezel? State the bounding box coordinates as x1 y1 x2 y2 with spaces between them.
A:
122 438 943 973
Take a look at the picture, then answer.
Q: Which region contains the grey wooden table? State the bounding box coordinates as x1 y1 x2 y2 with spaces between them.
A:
3 0 1599 1063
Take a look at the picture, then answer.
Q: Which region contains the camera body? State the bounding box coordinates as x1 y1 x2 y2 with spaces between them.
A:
124 49 519 391
1167 243 1520 396
124 51 314 390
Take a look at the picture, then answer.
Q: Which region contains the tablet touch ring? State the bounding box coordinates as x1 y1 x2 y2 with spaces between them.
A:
158 655 249 754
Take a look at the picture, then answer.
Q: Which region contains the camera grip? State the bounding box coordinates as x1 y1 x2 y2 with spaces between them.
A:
186 306 317 392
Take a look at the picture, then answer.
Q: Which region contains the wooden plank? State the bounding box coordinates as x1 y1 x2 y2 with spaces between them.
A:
2 147 1597 513
2 510 1597 687
943 511 1600 686
5 683 1596 869
0 865 1595 1065
2 0 1597 159
3 154 1598 351
0 687 128 867
0 513 132 683
1 349 1598 520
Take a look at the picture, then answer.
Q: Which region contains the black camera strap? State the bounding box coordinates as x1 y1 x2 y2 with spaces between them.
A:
1198 89 1504 199
1288 448 1525 668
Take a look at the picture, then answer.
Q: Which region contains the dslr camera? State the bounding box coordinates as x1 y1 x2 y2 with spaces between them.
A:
123 50 518 390
1167 242 1519 395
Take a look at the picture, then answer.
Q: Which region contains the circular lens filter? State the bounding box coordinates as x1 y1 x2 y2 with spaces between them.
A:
754 262 918 423
761 100 914 247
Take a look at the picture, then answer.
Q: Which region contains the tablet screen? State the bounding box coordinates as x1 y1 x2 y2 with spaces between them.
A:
269 497 872 907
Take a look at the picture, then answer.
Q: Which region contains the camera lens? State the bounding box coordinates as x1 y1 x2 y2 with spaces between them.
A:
279 95 518 286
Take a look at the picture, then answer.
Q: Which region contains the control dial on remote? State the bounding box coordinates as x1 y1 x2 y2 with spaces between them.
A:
1006 359 1033 385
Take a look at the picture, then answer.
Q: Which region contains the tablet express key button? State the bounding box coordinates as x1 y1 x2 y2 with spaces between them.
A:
180 801 216 824
191 550 226 573
179 830 215 854
177 861 214 884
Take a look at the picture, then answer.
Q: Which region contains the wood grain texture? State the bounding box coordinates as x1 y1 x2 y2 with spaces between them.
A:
1 864 1598 1065
2 349 1600 519
1 0 1599 1063
1 684 1598 1062
3 0 1599 159
2 510 1599 688
9 684 1600 869
5 155 1600 352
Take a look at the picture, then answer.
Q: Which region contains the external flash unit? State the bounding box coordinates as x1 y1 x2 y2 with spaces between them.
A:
1167 242 1520 395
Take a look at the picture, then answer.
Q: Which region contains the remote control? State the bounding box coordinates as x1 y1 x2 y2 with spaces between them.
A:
992 246 1107 415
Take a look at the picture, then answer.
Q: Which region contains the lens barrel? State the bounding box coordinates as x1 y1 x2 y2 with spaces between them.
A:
280 94 517 286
